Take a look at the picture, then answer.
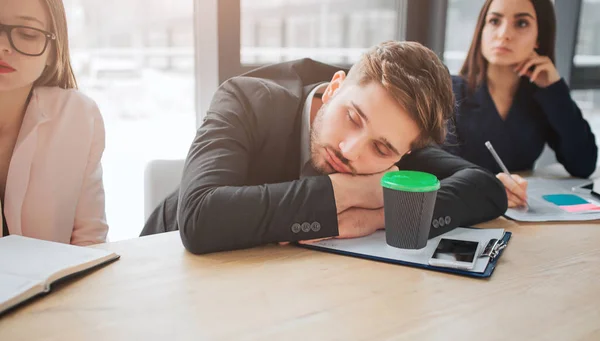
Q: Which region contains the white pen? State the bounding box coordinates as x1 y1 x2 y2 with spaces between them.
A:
485 141 529 208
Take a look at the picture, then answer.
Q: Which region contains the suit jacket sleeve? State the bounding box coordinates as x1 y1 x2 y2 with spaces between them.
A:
397 146 508 238
71 102 109 246
178 78 339 254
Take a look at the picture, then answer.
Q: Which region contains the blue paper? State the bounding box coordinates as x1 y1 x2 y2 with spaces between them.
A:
542 194 589 206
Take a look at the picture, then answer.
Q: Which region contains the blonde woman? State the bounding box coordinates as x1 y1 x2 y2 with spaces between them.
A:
0 0 107 245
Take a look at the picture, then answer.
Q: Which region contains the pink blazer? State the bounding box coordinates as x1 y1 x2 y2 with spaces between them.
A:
0 86 108 245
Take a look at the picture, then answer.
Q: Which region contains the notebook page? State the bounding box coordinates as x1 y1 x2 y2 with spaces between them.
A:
0 273 43 314
0 236 116 284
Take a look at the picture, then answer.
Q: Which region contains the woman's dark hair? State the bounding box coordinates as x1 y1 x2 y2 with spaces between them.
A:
459 0 556 92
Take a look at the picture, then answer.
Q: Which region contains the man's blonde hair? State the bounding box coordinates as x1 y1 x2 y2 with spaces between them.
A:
346 41 454 149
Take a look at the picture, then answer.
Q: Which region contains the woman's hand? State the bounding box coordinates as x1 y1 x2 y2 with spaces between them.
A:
496 173 528 208
514 51 561 88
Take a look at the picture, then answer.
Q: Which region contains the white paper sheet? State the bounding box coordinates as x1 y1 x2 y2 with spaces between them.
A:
504 177 600 222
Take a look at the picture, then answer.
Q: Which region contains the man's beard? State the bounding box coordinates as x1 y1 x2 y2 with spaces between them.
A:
309 105 328 174
309 104 354 175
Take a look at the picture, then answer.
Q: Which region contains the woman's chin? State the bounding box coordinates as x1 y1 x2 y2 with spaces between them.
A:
485 56 522 68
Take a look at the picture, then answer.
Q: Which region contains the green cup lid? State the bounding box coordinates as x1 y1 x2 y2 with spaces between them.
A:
381 170 440 192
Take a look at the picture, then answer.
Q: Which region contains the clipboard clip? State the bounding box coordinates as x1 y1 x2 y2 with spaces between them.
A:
481 235 507 261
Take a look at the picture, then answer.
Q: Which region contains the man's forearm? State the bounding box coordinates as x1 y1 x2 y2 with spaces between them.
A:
178 176 340 254
337 207 385 239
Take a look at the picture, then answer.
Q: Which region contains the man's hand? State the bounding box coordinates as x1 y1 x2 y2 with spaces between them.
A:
496 173 528 208
299 207 385 244
336 207 385 238
283 165 397 246
329 165 399 213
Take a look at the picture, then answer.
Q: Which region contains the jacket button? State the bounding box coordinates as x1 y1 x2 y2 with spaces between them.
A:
301 222 311 232
291 223 301 233
438 217 445 227
311 222 321 232
432 219 439 228
445 216 451 225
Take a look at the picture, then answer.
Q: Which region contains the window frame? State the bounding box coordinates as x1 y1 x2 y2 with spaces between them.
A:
193 0 449 124
192 0 596 125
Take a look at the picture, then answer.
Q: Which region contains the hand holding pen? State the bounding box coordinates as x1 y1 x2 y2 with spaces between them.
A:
485 141 529 209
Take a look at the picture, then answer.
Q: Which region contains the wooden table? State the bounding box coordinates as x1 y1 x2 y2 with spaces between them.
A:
1 217 599 341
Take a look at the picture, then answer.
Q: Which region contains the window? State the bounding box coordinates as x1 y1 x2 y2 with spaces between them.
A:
64 0 196 241
443 0 480 74
573 0 600 141
574 0 600 65
240 0 402 66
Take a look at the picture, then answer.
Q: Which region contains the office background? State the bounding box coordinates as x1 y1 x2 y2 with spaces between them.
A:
61 0 600 241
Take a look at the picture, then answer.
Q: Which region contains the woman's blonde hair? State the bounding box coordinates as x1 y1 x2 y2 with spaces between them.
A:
34 0 77 89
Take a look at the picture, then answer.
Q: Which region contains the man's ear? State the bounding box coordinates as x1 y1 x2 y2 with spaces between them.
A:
322 70 346 104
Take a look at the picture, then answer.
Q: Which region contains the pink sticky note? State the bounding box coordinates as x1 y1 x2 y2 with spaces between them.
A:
561 203 600 213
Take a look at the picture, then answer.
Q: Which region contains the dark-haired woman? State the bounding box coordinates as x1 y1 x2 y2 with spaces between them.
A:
445 0 597 208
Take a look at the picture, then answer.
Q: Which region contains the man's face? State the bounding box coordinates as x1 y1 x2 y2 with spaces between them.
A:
309 72 420 176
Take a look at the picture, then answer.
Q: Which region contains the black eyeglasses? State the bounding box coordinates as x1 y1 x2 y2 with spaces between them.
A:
0 23 56 57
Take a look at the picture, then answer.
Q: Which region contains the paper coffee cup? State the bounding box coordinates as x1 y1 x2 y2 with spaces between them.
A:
381 171 440 249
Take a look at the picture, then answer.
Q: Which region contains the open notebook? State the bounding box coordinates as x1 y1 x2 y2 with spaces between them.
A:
0 235 119 315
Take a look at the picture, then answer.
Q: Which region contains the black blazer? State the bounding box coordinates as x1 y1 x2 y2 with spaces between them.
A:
142 59 508 254
444 76 597 178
